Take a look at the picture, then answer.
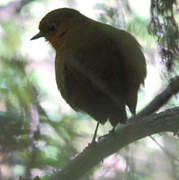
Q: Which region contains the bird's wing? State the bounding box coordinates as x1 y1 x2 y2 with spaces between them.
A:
111 29 147 113
63 25 146 114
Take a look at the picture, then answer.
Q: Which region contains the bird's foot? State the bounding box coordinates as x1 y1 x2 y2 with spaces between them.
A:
98 127 116 140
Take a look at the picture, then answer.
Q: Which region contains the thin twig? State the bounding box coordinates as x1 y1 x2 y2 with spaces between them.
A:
150 135 179 162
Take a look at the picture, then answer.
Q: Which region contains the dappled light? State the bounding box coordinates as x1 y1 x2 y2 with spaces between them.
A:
0 0 178 180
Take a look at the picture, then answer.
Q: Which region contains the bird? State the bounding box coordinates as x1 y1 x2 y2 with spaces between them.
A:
31 8 147 142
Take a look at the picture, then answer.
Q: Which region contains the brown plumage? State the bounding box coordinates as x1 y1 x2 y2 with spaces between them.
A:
31 8 146 136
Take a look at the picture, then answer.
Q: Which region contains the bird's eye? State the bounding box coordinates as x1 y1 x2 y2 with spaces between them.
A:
48 24 56 32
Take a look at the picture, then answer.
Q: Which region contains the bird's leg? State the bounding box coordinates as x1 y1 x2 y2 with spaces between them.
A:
91 122 100 143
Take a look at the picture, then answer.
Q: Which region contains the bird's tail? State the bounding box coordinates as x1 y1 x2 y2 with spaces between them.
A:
109 105 127 127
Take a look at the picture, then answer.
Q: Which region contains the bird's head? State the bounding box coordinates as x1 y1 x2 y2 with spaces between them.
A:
31 8 81 48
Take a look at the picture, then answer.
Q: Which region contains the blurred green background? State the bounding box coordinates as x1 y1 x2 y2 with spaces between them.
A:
0 0 178 180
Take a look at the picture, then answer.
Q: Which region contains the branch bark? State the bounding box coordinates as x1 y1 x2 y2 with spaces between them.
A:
50 76 179 180
137 76 179 117
51 107 179 180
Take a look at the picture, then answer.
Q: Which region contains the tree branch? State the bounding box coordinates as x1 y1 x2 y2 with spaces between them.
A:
137 76 179 117
51 107 179 180
49 76 179 180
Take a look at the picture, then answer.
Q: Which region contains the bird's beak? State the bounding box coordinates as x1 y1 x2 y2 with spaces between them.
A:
30 32 43 40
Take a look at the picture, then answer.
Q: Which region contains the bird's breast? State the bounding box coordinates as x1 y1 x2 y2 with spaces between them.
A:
55 54 66 99
55 52 86 111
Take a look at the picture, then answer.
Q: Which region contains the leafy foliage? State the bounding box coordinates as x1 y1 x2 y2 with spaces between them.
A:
148 0 179 71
